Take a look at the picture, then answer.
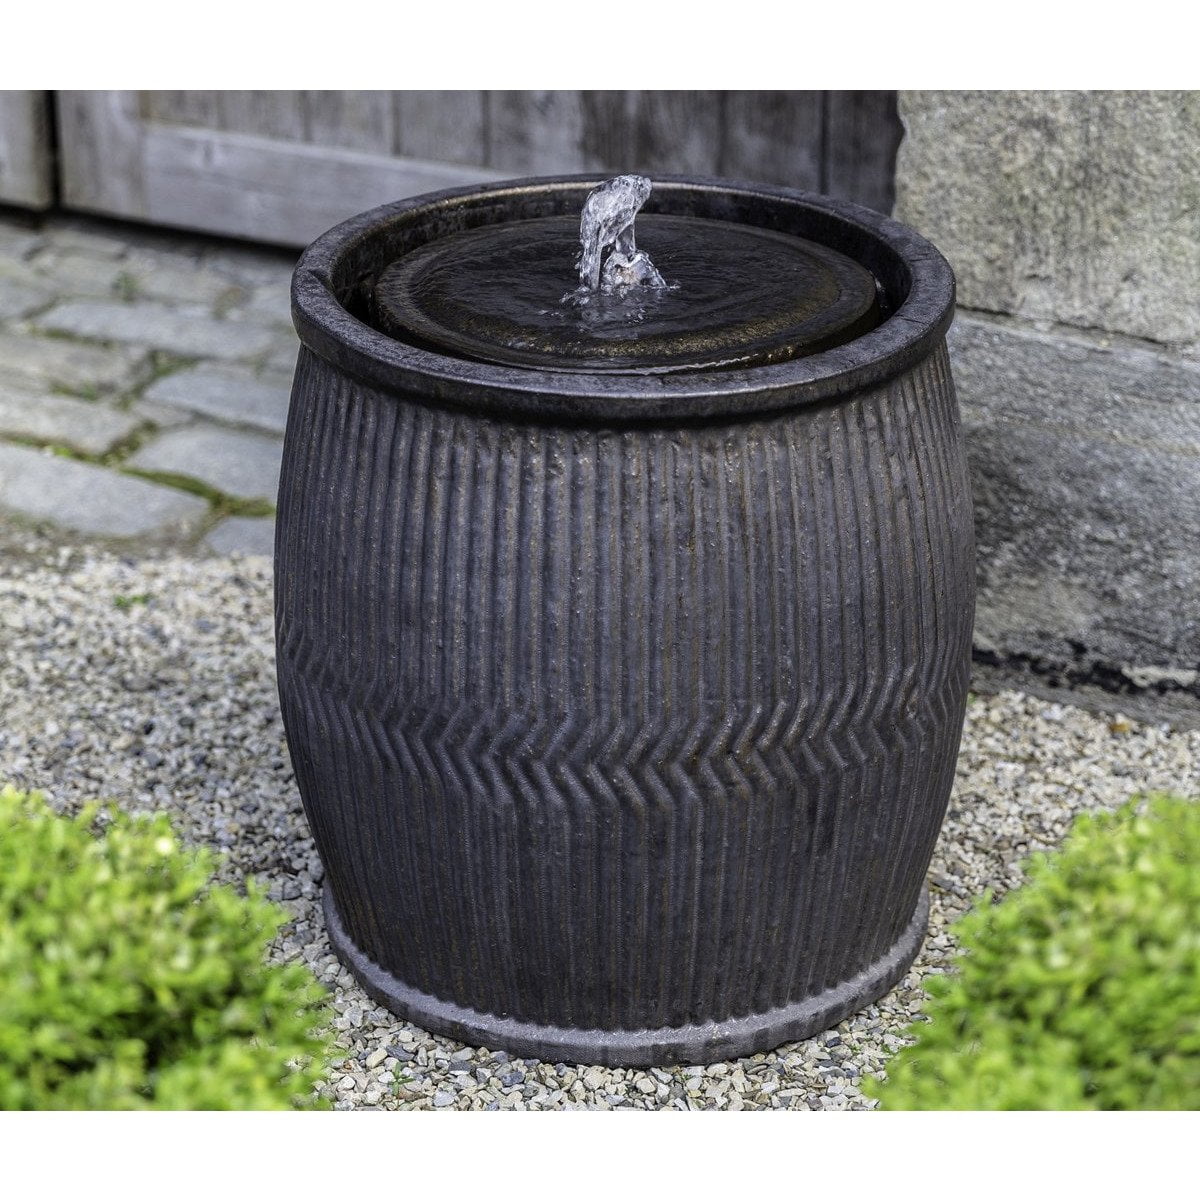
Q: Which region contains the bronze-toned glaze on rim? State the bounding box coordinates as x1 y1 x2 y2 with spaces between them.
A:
290 175 955 423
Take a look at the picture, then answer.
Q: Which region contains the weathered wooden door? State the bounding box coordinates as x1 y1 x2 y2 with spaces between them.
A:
55 92 902 247
0 91 53 208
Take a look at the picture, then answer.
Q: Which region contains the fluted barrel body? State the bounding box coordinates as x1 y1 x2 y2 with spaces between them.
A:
277 178 975 1064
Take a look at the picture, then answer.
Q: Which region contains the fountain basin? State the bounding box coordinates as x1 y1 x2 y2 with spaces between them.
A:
278 176 975 1065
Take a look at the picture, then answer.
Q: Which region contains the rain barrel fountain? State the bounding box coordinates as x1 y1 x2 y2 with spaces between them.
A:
276 174 976 1066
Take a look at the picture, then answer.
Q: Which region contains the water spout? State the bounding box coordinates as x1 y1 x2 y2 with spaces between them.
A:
576 174 667 293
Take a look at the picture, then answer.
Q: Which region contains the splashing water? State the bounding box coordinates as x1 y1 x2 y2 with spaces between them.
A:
573 174 668 295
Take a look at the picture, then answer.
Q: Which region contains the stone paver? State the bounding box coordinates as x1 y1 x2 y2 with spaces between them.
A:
205 515 276 557
0 379 140 455
0 442 207 537
0 256 46 285
120 253 247 307
36 300 278 361
0 211 301 549
143 364 292 434
203 247 296 291
128 398 195 430
127 425 283 501
45 225 128 259
0 228 43 260
235 283 294 329
0 276 53 321
0 331 149 395
28 249 134 300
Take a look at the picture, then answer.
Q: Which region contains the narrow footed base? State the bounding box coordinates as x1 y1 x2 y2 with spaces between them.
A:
323 888 929 1067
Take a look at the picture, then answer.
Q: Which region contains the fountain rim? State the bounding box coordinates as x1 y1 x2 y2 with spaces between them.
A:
291 174 955 424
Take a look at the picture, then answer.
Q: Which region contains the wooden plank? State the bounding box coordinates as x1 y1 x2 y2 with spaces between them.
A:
303 91 395 153
823 91 903 213
487 91 590 174
143 91 398 154
138 124 513 246
0 91 53 209
577 91 724 175
720 92 824 191
394 92 486 165
571 92 626 170
142 91 222 128
626 90 722 174
53 91 903 243
217 91 309 142
56 91 147 215
487 90 727 178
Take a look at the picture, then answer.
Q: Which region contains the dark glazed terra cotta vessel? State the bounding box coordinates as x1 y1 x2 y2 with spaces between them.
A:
277 176 976 1066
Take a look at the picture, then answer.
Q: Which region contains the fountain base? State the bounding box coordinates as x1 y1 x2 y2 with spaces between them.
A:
323 888 929 1067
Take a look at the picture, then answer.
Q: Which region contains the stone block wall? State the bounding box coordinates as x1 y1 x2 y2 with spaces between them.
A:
895 91 1200 703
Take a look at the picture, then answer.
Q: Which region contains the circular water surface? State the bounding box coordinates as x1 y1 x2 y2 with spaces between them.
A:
373 214 881 374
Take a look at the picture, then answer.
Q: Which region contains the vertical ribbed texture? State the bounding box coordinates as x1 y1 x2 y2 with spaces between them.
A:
276 342 975 1034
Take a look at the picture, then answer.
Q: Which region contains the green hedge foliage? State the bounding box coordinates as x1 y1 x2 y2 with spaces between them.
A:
0 786 332 1109
869 793 1200 1109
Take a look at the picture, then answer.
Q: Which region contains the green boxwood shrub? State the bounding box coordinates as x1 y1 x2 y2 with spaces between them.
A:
869 793 1200 1110
0 786 332 1109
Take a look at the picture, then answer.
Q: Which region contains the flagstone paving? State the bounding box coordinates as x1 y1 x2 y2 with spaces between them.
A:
0 210 300 556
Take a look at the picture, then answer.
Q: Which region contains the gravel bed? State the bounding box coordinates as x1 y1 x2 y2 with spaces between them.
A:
2 551 1198 1110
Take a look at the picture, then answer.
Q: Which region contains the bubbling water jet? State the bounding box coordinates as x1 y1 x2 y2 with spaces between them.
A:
574 174 668 294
